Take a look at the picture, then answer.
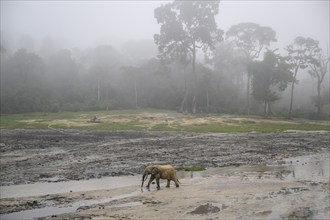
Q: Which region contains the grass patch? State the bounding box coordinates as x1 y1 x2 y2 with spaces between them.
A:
181 121 330 133
150 123 181 132
1 110 329 133
287 207 314 220
71 120 146 131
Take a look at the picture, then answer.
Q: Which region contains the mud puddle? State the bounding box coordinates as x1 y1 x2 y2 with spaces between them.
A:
0 190 141 220
1 153 328 220
0 175 139 199
0 172 195 219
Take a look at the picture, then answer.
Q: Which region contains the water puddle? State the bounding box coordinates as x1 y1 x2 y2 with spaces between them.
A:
284 153 330 181
112 201 142 208
197 153 329 182
1 175 139 199
0 190 141 220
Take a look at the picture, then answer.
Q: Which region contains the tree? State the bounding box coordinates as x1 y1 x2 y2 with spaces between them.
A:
207 42 246 113
154 0 223 113
308 50 329 118
285 36 320 119
47 49 81 105
0 49 47 113
121 66 140 109
249 50 293 117
87 45 122 103
226 22 277 115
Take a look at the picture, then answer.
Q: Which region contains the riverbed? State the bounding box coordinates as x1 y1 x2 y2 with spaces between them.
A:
0 130 329 219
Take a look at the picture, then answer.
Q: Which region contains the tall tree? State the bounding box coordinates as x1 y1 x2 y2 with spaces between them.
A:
308 49 329 118
154 0 223 113
249 50 293 117
285 36 320 119
226 22 277 115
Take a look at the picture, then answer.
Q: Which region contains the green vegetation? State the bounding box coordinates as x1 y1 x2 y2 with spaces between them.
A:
183 121 330 133
287 207 314 220
1 110 329 133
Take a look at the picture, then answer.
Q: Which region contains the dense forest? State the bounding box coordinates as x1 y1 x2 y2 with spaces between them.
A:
1 1 329 119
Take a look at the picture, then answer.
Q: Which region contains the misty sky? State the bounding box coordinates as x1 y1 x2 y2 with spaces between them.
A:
1 0 329 52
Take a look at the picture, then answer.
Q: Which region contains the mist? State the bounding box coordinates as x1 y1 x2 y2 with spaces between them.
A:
1 0 329 119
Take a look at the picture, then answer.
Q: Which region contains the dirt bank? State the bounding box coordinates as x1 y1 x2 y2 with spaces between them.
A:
0 130 329 219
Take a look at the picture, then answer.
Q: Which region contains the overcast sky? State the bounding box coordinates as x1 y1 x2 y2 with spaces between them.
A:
1 0 329 53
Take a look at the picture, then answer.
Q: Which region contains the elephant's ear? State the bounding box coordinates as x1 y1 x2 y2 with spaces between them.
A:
151 167 160 175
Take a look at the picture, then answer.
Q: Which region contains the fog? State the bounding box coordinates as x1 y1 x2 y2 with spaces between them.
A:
1 1 163 50
1 1 328 52
1 0 329 118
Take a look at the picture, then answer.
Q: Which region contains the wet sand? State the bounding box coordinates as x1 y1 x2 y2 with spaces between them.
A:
1 153 329 220
0 130 329 219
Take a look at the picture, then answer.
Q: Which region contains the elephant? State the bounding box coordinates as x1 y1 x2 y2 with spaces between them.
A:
141 164 180 191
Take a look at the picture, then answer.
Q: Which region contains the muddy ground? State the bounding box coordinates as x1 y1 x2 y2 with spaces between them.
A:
0 129 329 219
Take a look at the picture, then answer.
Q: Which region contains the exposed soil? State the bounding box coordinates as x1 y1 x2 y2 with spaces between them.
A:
1 129 329 186
0 129 329 219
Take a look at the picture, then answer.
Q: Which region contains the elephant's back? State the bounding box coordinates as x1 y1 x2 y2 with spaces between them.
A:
161 167 177 180
158 164 174 169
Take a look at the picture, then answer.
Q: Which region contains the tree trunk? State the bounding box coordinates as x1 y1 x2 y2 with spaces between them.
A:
134 78 138 109
179 95 187 113
206 87 209 113
97 78 101 101
246 73 251 115
179 80 188 113
317 77 321 118
288 81 295 119
192 43 197 114
288 68 298 119
192 96 196 114
267 102 273 118
179 69 188 114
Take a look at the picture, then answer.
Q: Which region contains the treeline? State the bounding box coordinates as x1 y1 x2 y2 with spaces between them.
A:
1 2 329 119
1 40 328 119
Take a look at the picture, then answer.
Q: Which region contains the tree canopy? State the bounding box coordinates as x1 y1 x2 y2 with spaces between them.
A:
226 22 277 115
250 50 293 117
154 0 223 113
285 36 320 118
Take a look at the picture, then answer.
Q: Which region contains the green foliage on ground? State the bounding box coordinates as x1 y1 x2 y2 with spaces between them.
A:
1 109 329 133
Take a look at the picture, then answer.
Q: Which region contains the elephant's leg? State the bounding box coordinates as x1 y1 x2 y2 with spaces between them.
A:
147 176 155 191
166 179 170 188
174 179 180 187
156 177 160 190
